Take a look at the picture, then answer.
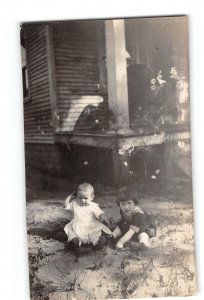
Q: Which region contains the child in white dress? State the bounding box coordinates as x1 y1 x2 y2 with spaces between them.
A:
64 183 112 249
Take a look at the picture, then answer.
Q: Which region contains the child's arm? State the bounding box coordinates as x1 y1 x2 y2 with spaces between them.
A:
98 213 111 226
92 204 111 226
112 226 121 239
116 227 138 249
65 191 76 209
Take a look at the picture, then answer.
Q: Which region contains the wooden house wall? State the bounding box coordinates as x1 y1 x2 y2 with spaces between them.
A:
23 25 54 143
52 22 109 132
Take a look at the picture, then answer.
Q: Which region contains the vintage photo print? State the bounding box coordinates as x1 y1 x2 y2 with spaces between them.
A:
21 16 197 299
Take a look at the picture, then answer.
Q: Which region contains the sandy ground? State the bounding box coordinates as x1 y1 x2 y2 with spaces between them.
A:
26 186 197 300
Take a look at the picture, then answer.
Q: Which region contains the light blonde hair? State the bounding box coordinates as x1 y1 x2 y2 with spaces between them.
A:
78 183 94 196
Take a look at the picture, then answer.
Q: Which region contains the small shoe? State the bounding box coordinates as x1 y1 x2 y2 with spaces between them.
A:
64 241 74 252
71 237 80 248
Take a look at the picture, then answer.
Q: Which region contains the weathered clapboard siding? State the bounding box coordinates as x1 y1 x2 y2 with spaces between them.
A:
52 22 109 132
23 25 54 143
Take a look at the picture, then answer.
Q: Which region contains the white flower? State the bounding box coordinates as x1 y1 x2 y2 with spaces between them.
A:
128 147 134 156
155 169 160 174
157 70 166 86
123 162 128 167
151 85 156 91
151 175 156 179
84 161 89 165
123 144 130 150
85 108 90 114
119 148 125 155
55 113 60 120
151 78 156 85
178 141 185 148
139 128 144 134
170 67 179 80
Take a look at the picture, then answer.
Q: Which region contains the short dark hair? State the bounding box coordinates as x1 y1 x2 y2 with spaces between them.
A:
116 186 139 206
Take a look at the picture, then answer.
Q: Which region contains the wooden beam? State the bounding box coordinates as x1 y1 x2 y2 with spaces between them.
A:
46 25 59 133
105 20 130 133
55 134 116 149
96 21 106 93
118 131 191 148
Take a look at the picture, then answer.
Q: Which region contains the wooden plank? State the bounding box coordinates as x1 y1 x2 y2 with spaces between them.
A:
54 43 96 49
60 118 107 125
56 49 97 55
57 85 99 90
24 25 55 144
55 64 98 70
46 25 59 133
58 88 98 93
57 93 100 100
27 26 45 40
28 54 47 69
24 109 50 118
57 106 107 111
29 97 50 105
24 102 51 112
24 139 54 144
24 136 54 141
24 117 52 125
118 131 191 148
96 22 106 92
54 37 95 44
27 35 46 49
55 51 96 58
30 83 49 92
30 86 49 95
31 75 49 85
25 129 53 135
29 70 48 82
56 101 107 107
29 60 47 73
55 69 98 75
57 95 104 103
24 108 51 116
30 92 49 100
29 63 48 74
56 107 107 113
27 44 47 58
30 92 50 101
55 134 115 148
105 20 130 132
56 78 99 83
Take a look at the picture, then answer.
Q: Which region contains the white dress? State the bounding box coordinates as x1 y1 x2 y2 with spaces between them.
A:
64 198 112 246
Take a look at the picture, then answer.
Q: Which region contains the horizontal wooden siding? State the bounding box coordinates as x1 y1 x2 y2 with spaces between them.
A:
52 22 109 132
23 25 54 143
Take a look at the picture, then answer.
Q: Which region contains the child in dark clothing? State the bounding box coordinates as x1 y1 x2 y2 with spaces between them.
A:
112 187 156 249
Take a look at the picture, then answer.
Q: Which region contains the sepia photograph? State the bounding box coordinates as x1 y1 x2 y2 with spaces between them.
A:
20 16 197 299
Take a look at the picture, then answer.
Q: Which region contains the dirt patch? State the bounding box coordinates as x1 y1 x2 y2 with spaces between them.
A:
27 189 197 300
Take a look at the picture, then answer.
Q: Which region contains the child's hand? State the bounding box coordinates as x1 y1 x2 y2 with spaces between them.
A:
116 241 124 249
69 191 77 202
99 213 110 226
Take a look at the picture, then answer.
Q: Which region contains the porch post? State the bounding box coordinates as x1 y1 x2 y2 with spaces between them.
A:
105 19 130 134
